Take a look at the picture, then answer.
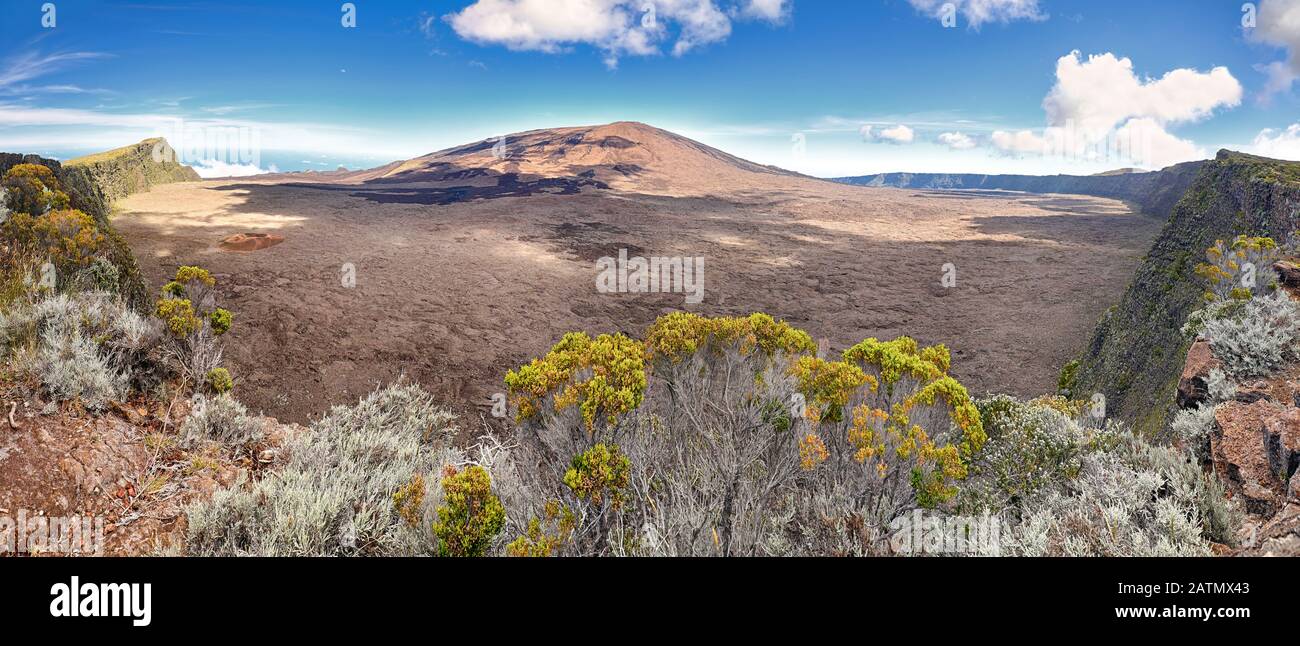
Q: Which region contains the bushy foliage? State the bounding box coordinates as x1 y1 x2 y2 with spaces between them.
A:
185 384 511 557
505 331 646 431
206 367 233 394
179 393 258 449
1001 431 1241 556
154 265 231 385
432 465 506 557
501 313 984 556
1 163 70 216
1201 291 1300 378
956 396 1101 513
957 397 1240 556
1194 235 1279 303
0 291 163 409
3 208 106 282
1169 404 1217 462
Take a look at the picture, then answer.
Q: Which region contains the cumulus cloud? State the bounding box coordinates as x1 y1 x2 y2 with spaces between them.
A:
445 0 787 67
907 0 1045 29
188 159 280 179
992 51 1241 168
1251 123 1300 160
861 124 914 145
936 131 977 150
739 0 790 22
1250 0 1300 99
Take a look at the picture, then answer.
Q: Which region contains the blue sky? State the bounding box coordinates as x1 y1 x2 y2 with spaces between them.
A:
1 0 1298 177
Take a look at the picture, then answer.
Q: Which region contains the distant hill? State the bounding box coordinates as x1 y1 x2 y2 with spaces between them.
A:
834 161 1205 219
340 121 806 197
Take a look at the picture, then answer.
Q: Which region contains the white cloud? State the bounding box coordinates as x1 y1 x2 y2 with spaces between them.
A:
992 51 1241 168
1250 123 1300 160
188 159 280 179
877 124 914 144
445 0 786 67
1250 0 1300 98
989 129 1046 155
861 124 914 145
0 51 110 92
1044 51 1241 137
739 0 790 22
936 131 977 150
908 0 1045 29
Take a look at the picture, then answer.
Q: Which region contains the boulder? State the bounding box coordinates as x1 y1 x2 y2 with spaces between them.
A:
1177 339 1220 408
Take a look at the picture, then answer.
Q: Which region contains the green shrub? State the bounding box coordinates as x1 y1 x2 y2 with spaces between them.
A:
432 465 506 557
206 367 233 394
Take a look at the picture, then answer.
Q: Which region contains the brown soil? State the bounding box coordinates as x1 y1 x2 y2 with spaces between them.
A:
111 123 1164 424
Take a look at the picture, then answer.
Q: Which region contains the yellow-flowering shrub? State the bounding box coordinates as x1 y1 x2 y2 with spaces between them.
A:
432 465 505 557
563 443 630 509
2 163 70 215
156 298 201 337
505 331 646 430
1194 235 1280 302
644 312 816 363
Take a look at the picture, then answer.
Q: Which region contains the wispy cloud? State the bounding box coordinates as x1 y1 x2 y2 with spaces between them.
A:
0 51 112 92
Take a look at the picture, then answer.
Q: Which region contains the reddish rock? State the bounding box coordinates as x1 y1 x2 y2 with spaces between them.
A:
1178 339 1221 408
1212 400 1300 516
219 232 284 252
1273 259 1300 288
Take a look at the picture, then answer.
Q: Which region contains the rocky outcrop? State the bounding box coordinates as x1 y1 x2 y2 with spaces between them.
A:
1174 328 1300 555
0 392 302 555
1212 400 1299 516
1074 151 1300 436
1177 339 1220 408
64 138 199 203
834 159 1204 219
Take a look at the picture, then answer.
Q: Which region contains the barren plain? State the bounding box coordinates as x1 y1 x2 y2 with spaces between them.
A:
111 123 1163 423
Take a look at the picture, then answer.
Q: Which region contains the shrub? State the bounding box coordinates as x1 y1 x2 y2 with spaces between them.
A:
157 298 201 337
1169 405 1216 462
1001 431 1241 556
35 324 125 411
154 265 231 386
1 291 162 409
185 384 476 556
502 314 984 557
70 257 120 294
957 396 1099 514
206 367 233 394
179 393 258 449
1194 235 1279 303
432 465 506 557
208 308 233 336
504 331 646 431
1201 291 1300 378
2 208 106 280
1 163 69 216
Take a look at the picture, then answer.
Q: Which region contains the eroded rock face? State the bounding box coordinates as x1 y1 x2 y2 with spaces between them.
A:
1178 339 1220 408
1212 400 1300 516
